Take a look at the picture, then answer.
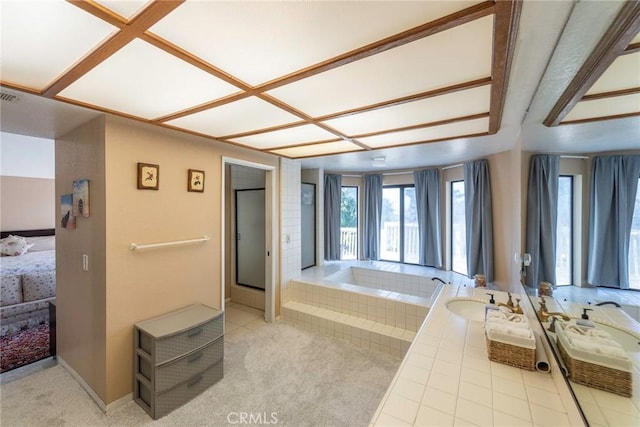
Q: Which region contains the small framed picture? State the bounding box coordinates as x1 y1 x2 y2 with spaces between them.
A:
73 179 90 217
138 163 159 190
188 169 205 192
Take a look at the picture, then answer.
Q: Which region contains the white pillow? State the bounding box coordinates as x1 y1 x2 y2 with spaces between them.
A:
26 235 55 251
0 235 34 256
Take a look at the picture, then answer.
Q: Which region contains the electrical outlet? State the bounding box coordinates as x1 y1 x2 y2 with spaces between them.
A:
286 234 291 243
82 254 89 271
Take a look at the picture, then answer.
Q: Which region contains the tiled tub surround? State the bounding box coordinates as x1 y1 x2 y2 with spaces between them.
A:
370 285 587 426
553 286 640 322
282 281 430 356
324 267 443 300
282 262 448 356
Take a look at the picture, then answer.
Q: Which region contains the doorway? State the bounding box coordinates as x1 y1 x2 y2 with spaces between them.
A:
222 158 275 322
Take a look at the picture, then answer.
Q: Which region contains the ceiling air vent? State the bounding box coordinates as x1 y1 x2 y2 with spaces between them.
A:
0 91 20 103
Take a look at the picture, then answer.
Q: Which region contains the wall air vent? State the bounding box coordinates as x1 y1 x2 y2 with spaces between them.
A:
0 92 20 103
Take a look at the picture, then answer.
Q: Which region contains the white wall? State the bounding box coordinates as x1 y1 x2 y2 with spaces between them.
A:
0 132 55 230
1 132 54 178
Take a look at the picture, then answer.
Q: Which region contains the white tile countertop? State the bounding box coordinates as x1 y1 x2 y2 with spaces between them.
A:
369 284 586 426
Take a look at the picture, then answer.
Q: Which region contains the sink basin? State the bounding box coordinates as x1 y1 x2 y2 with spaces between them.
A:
592 322 640 353
446 298 486 322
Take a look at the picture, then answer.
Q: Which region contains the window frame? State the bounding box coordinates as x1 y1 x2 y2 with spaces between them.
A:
340 185 359 260
380 184 417 264
450 180 467 276
556 175 574 286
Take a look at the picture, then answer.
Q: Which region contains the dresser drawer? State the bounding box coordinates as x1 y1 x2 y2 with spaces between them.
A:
154 337 223 392
154 315 223 364
155 360 223 419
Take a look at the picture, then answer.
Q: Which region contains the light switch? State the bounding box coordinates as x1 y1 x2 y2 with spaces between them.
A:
82 254 89 271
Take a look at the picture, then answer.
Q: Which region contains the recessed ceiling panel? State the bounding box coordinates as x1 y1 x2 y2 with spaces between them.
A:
59 39 239 119
229 125 339 150
94 0 151 19
270 141 364 158
267 15 493 117
166 97 302 138
0 1 116 90
358 117 489 148
324 85 490 136
586 52 640 95
149 1 481 86
563 93 640 122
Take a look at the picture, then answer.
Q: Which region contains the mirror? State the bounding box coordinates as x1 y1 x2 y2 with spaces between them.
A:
523 283 640 425
519 0 640 414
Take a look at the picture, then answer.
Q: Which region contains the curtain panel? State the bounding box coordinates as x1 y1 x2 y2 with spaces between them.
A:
587 155 640 289
525 154 560 289
464 159 494 281
363 174 383 260
414 169 442 267
324 174 342 260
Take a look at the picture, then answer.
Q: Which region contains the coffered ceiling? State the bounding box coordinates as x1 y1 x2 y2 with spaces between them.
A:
1 1 638 172
0 0 518 160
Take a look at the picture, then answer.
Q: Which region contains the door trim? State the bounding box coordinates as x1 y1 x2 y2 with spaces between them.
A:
221 157 276 322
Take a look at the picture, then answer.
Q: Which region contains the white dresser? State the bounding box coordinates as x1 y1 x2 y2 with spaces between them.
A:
133 304 224 419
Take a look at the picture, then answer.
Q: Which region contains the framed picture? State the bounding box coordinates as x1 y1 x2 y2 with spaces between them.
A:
188 169 205 192
73 179 90 217
138 163 159 190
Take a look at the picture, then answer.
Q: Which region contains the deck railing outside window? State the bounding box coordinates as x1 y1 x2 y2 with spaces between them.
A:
340 227 357 260
380 222 419 264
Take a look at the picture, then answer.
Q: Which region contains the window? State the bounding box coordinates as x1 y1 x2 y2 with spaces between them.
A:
381 185 418 263
556 176 573 286
340 186 358 260
630 179 640 290
451 181 467 275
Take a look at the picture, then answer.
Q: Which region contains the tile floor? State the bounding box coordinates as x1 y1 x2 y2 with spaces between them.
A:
224 301 266 343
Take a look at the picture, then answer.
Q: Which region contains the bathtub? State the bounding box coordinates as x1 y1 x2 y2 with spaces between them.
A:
324 266 443 301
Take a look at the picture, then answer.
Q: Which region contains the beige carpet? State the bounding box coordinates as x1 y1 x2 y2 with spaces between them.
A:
0 321 401 426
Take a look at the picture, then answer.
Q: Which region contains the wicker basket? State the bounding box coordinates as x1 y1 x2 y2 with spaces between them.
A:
557 337 632 397
486 336 536 371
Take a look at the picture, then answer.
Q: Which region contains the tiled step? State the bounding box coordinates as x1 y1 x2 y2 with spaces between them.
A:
281 301 416 357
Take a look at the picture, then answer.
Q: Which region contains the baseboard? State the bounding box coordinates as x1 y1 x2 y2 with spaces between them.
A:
107 392 132 412
57 356 107 413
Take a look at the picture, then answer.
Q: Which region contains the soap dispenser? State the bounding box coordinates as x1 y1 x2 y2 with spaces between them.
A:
577 308 594 328
485 293 499 318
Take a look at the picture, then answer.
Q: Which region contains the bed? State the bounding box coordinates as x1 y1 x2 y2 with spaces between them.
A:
0 229 56 336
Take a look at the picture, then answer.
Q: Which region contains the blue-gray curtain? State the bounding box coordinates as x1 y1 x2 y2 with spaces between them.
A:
324 174 342 260
464 160 494 281
414 169 442 267
525 154 560 289
587 155 640 289
363 174 383 260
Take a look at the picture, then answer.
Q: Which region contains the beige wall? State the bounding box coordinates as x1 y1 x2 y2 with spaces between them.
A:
1 176 55 230
56 116 108 401
488 150 518 289
56 115 278 405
